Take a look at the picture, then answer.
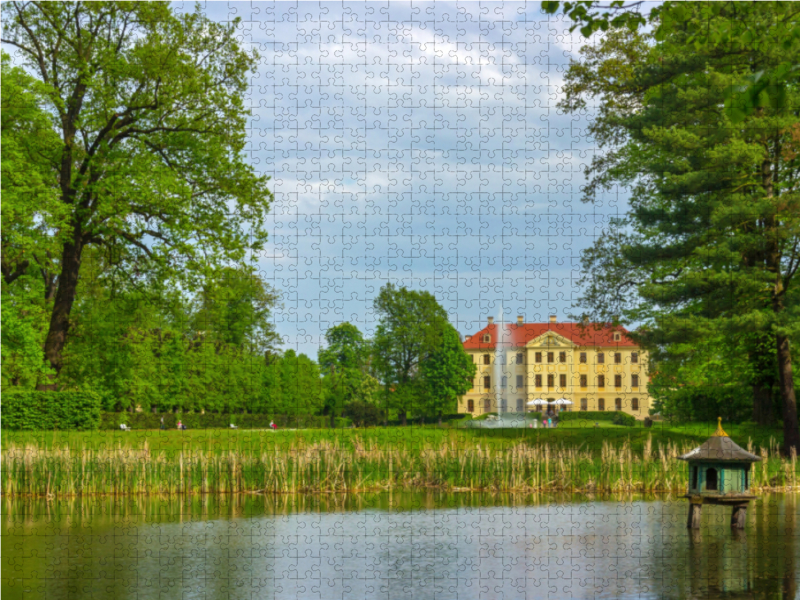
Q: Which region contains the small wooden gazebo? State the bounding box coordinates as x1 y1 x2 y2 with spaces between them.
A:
678 418 761 529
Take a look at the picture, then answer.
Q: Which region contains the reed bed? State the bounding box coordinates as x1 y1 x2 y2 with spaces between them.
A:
3 436 798 498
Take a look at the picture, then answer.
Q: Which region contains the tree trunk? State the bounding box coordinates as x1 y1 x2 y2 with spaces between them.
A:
400 410 407 426
776 333 799 454
38 233 83 390
752 381 776 426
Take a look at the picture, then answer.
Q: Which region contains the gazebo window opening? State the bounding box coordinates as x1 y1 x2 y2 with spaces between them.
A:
706 468 718 491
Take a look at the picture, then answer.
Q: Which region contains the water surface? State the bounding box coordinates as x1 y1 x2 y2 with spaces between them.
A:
3 492 798 599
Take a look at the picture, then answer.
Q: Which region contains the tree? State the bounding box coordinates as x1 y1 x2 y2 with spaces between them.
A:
1 2 273 383
318 323 370 427
560 4 800 451
371 284 450 425
543 1 800 122
419 325 477 425
191 266 281 353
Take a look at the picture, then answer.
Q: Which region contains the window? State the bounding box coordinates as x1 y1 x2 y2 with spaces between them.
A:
516 398 523 412
631 398 639 411
744 467 749 490
559 351 567 363
535 352 542 363
483 376 491 389
613 333 621 341
535 374 542 387
500 399 507 412
597 352 605 364
580 375 587 387
598 398 605 411
580 398 588 411
483 398 491 412
467 399 475 413
516 353 524 365
547 374 554 388
631 374 639 388
559 374 567 388
691 466 698 490
614 352 622 364
547 352 554 364
483 354 490 365
483 334 491 343
615 374 622 388
631 352 639 364
705 468 718 491
580 352 587 363
501 376 507 388
597 375 605 389
516 375 524 389
615 398 622 411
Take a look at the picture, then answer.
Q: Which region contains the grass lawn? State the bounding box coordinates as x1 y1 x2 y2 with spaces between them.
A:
2 420 784 458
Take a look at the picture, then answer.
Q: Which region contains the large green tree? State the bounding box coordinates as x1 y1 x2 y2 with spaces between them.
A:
419 325 476 425
559 4 800 450
318 323 370 426
1 1 272 383
371 284 451 425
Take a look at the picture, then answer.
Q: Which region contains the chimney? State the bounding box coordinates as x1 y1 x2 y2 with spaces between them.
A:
487 317 494 325
549 315 557 324
517 316 523 326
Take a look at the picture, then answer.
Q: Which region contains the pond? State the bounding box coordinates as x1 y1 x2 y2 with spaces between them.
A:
2 492 798 599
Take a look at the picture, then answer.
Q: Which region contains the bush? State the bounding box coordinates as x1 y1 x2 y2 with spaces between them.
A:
558 411 636 426
612 412 637 427
99 412 331 430
342 401 383 427
559 411 617 423
2 391 102 431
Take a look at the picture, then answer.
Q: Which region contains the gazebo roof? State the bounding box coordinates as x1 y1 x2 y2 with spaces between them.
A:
678 418 762 463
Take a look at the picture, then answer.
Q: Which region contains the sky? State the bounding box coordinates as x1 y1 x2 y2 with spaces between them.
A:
183 1 624 357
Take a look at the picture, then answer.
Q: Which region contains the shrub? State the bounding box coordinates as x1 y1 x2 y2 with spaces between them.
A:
559 411 617 423
2 391 101 431
612 412 637 427
342 401 383 427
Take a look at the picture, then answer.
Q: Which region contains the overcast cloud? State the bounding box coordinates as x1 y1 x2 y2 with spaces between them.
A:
184 1 625 357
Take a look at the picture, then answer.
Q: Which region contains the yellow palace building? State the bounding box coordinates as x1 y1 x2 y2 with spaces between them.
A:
460 315 652 419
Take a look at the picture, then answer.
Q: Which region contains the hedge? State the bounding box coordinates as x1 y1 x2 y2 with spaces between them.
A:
559 411 638 426
2 391 102 431
99 412 347 430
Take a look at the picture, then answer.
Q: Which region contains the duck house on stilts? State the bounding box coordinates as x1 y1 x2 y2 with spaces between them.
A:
679 418 761 529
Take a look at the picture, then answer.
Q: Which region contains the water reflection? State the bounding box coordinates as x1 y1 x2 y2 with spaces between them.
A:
2 493 798 599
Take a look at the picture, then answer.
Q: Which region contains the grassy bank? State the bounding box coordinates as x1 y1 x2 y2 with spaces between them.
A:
3 430 798 497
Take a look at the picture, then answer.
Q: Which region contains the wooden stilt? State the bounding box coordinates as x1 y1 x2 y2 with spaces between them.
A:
687 502 702 529
731 504 747 529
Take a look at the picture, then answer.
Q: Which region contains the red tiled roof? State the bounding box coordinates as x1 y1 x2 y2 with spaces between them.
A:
462 323 637 350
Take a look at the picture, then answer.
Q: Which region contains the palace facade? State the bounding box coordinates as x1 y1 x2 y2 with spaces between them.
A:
459 315 652 419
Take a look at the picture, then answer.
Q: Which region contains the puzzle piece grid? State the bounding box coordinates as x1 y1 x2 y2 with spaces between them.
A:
3 2 799 600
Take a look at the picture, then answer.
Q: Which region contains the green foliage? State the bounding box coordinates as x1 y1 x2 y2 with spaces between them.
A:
560 411 620 423
319 323 371 422
2 1 274 375
2 391 101 430
560 1 800 449
371 284 452 420
612 412 636 427
543 1 800 121
419 325 478 420
342 401 383 427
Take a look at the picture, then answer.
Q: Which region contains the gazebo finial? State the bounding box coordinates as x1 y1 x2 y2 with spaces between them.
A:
711 416 728 437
